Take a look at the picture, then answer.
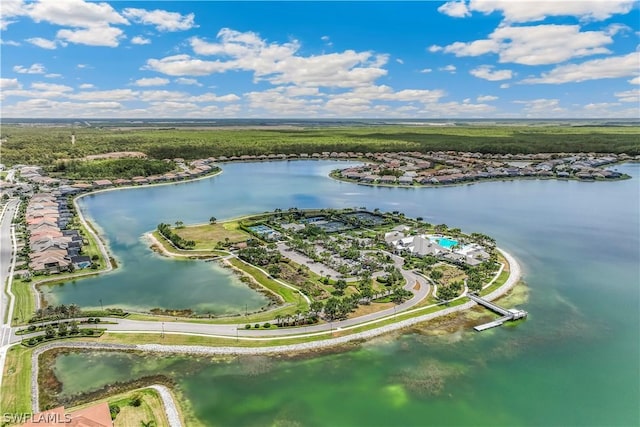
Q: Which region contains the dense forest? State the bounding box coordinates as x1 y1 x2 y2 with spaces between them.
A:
48 158 176 179
1 125 639 165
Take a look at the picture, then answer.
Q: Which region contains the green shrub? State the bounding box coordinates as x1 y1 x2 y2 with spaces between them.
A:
263 322 271 328
244 324 251 330
254 323 260 329
130 394 142 407
109 404 120 420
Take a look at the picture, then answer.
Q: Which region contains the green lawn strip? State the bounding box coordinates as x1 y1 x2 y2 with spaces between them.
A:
10 278 35 325
21 330 105 348
227 258 302 306
97 299 470 348
480 270 509 296
1 345 32 415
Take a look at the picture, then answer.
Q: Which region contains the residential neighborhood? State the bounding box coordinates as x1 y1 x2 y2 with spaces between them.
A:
333 151 633 185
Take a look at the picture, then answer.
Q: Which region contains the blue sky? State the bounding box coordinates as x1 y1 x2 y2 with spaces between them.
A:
1 0 638 118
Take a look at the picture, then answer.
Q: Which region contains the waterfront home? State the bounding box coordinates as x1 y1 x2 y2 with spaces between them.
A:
29 248 71 273
92 179 113 187
71 255 92 269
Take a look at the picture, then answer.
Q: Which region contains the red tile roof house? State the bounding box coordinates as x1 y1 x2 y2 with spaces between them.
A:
93 179 113 187
28 221 62 233
30 230 64 244
31 236 72 252
26 217 59 227
29 248 72 273
19 402 113 427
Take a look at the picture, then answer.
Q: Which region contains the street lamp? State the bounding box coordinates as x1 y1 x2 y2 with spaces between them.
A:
99 299 103 311
161 322 165 339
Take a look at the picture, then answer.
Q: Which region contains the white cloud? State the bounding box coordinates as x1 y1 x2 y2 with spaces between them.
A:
629 76 640 85
1 40 21 46
443 25 614 65
477 95 498 102
79 83 94 89
27 0 128 27
147 28 389 88
514 98 566 116
438 1 470 18
31 82 73 92
440 65 456 73
77 64 89 69
131 36 151 45
57 25 124 47
396 58 404 64
45 73 62 78
26 37 58 49
122 8 195 32
13 63 46 74
1 0 28 30
190 93 241 103
420 68 432 73
614 89 640 103
144 54 232 76
500 83 510 89
175 78 202 86
466 0 635 23
69 89 138 101
522 52 639 84
417 101 496 117
0 78 21 90
133 77 170 87
470 65 512 81
428 45 443 53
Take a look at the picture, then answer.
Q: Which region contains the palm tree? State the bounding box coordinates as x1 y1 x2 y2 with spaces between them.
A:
209 216 217 224
175 220 184 228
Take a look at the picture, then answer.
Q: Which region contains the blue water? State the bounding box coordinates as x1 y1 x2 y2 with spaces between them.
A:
46 160 640 426
437 237 458 248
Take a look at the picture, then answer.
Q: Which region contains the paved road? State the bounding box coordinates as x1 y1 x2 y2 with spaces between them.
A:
1 200 19 339
0 198 19 389
8 247 434 342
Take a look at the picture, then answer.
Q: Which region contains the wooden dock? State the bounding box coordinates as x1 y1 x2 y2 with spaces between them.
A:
467 293 527 332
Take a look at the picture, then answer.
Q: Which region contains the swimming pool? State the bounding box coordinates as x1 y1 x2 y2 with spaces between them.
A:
437 237 459 249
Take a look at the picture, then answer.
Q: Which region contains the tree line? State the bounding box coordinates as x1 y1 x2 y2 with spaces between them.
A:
2 125 639 165
49 158 175 179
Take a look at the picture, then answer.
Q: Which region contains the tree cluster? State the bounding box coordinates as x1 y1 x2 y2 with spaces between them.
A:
157 223 195 249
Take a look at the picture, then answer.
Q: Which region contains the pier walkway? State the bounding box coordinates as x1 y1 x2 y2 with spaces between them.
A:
467 293 527 331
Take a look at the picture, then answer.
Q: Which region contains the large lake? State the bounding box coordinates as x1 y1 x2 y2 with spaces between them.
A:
49 160 639 425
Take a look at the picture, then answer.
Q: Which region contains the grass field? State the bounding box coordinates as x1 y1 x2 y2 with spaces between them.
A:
1 346 32 415
173 221 250 249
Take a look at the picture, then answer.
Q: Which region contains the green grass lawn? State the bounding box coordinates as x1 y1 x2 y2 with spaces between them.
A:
1 346 32 415
10 278 35 325
173 221 250 249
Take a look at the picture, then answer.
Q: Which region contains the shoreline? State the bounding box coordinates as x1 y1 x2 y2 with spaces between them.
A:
29 246 522 354
328 168 632 190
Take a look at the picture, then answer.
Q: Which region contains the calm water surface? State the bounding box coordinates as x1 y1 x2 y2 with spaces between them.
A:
50 161 639 426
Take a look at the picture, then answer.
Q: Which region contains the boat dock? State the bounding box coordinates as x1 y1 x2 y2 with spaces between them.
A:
467 293 527 331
